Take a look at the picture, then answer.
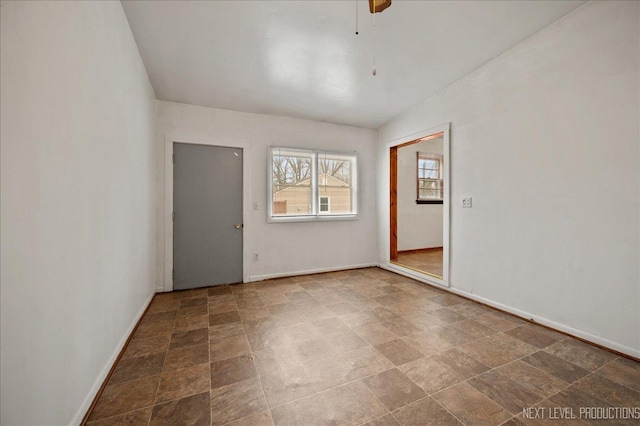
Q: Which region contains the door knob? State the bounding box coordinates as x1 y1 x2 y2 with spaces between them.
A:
234 223 242 229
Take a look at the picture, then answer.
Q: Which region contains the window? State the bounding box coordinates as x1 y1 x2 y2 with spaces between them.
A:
269 147 357 220
319 196 330 213
417 152 443 203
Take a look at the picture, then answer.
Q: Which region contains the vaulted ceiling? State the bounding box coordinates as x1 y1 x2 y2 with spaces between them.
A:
122 0 586 129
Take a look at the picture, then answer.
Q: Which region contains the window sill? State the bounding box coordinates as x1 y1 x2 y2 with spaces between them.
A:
416 199 443 205
268 214 359 223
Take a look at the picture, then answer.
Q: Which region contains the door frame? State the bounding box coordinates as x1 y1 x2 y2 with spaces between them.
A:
384 123 450 288
163 134 251 292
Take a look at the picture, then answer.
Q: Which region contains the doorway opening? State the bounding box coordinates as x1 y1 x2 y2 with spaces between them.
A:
389 125 450 286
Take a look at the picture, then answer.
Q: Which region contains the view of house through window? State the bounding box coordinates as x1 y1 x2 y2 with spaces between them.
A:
272 149 314 216
417 153 443 201
270 148 357 219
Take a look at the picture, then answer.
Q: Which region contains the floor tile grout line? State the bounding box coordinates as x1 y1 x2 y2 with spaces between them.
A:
154 294 216 421
427 395 469 426
86 402 157 425
383 393 468 426
514 346 634 399
151 294 180 425
362 373 395 420
355 414 389 426
259 339 389 410
589 362 640 395
249 332 276 426
497 417 517 425
256 335 444 414
262 368 386 412
425 348 555 416
425 341 616 422
418 395 466 426
549 370 623 409
427 356 521 422
225 286 276 426
526 374 592 426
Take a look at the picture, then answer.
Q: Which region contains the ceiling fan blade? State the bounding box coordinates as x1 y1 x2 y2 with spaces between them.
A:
369 0 392 14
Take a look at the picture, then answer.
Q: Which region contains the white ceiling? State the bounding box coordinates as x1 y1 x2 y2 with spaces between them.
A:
122 0 586 129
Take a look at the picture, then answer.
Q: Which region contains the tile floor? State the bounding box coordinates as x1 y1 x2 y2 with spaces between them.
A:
87 268 640 426
394 249 443 277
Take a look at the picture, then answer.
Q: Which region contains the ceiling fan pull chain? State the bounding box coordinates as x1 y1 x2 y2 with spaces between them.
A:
355 0 359 35
372 6 377 76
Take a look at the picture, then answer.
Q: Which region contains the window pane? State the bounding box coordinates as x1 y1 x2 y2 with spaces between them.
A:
418 159 439 179
318 153 355 215
423 170 438 179
418 178 442 200
419 188 439 198
272 150 314 216
270 148 357 219
424 160 437 169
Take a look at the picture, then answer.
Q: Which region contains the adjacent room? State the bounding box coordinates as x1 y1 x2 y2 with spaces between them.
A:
1 1 638 425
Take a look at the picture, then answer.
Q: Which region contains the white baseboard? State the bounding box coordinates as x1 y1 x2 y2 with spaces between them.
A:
249 263 378 283
444 287 640 359
379 262 639 359
380 263 450 288
71 292 155 425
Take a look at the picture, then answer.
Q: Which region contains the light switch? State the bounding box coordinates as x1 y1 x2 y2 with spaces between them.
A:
462 197 472 208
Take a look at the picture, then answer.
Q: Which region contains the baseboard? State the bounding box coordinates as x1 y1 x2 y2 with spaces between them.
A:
248 263 378 282
378 262 639 359
72 292 155 425
381 263 448 288
444 287 640 360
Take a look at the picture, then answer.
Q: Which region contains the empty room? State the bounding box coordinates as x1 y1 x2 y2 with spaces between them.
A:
1 1 639 425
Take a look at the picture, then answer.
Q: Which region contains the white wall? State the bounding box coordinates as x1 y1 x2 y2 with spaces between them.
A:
378 1 640 357
0 2 157 424
156 101 378 288
397 138 444 251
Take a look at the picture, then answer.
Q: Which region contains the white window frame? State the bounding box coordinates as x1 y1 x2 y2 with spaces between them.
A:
268 147 358 222
417 153 444 202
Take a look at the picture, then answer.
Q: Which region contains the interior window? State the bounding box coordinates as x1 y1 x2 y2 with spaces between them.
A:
417 153 443 202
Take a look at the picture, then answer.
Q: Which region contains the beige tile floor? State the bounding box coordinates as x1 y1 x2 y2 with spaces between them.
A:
87 268 640 426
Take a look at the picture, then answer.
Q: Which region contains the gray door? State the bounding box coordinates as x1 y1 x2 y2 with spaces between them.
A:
173 143 243 290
